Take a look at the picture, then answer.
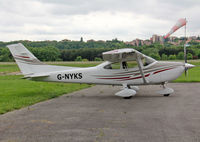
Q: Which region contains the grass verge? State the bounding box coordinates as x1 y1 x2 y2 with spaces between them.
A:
0 75 91 114
173 61 200 82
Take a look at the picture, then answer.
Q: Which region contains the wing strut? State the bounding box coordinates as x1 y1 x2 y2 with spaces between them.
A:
136 54 148 84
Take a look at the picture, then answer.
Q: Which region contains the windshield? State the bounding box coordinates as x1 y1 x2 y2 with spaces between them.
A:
142 56 156 66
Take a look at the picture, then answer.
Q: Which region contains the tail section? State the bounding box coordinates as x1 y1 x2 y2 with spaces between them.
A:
7 43 44 75
7 43 77 76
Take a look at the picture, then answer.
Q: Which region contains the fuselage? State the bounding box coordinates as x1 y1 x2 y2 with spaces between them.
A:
33 61 185 85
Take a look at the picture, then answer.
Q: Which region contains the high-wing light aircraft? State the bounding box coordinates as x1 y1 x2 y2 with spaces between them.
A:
7 43 194 99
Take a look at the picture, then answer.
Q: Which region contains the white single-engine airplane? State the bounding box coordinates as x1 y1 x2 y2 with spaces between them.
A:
7 43 194 99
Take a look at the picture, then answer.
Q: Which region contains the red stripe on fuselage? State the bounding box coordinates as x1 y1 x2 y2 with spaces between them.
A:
119 73 150 81
96 67 176 81
97 76 130 80
16 55 30 58
153 68 174 74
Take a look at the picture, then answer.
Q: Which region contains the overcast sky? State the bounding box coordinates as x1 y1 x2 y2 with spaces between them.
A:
0 0 199 41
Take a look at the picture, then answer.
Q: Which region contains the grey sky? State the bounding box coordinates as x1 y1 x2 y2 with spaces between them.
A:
0 0 199 41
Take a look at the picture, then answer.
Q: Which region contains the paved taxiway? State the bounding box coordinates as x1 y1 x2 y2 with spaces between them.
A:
0 83 200 142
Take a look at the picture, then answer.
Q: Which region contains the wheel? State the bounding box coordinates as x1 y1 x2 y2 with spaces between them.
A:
123 96 133 99
163 94 170 97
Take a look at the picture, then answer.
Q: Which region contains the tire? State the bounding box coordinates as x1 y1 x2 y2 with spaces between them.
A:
123 96 133 99
163 94 170 97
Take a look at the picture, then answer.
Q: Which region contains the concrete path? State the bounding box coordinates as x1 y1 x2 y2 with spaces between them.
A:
0 83 200 142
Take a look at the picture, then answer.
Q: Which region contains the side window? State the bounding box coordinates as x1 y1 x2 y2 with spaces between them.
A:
111 63 121 69
104 63 120 69
104 61 137 69
126 61 137 69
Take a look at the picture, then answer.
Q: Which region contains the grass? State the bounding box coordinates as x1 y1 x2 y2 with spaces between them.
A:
0 63 19 73
0 75 91 114
173 61 200 82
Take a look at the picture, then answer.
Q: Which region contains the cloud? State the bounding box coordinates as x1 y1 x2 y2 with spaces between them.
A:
0 0 199 41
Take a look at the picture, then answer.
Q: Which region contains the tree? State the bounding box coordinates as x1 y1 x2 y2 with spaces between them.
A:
177 52 184 60
149 53 161 60
0 48 12 62
75 56 82 61
161 54 168 60
80 37 83 42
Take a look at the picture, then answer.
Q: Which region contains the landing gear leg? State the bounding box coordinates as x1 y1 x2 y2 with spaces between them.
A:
162 83 170 97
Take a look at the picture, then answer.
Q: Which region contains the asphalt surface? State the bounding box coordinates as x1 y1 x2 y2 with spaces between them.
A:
0 83 200 142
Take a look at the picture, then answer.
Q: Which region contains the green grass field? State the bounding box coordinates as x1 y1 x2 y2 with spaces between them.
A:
0 75 91 114
0 62 98 114
173 61 200 82
0 61 199 114
0 75 90 114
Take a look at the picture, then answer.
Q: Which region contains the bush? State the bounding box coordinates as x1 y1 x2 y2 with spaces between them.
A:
161 54 168 60
75 56 82 61
168 55 176 60
187 53 193 60
177 52 184 60
82 59 89 62
149 53 161 60
94 57 102 61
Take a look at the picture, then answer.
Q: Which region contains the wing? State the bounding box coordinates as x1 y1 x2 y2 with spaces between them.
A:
102 48 145 62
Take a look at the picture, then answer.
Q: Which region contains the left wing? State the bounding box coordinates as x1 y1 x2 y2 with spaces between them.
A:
102 48 145 62
103 48 151 84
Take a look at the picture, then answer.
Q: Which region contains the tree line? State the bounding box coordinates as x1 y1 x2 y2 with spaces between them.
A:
0 39 200 62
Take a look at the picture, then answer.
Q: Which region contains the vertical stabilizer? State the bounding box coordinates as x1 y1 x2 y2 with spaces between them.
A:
7 43 43 75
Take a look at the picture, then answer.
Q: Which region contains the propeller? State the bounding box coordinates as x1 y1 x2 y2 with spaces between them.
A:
184 43 195 76
183 18 188 77
184 43 188 76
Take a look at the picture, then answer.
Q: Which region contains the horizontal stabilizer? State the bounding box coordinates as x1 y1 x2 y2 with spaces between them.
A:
23 73 50 79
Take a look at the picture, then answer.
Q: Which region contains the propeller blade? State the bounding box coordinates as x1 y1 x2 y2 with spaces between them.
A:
184 63 195 77
184 67 187 77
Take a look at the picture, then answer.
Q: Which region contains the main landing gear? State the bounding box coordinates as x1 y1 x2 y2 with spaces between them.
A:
157 82 174 97
115 84 139 99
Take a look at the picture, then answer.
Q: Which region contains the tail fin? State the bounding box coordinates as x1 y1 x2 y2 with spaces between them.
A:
7 43 77 76
7 43 44 75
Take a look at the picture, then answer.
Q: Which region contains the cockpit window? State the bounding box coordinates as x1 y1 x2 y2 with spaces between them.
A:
142 56 155 66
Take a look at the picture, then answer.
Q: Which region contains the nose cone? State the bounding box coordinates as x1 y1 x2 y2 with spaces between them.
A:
185 63 195 69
